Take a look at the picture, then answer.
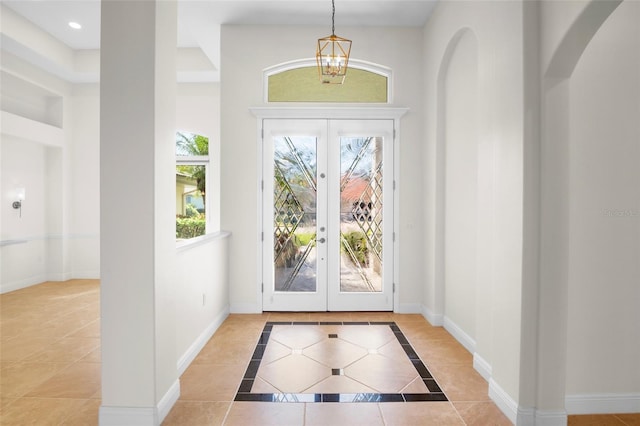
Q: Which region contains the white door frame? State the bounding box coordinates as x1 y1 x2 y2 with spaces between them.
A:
251 107 408 312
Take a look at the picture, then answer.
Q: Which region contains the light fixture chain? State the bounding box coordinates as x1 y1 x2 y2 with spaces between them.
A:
332 0 335 35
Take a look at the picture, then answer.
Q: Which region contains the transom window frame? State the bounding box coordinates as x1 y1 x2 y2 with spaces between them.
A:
263 58 394 104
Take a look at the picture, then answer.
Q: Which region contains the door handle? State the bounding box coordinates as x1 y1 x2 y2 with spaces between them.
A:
318 238 326 243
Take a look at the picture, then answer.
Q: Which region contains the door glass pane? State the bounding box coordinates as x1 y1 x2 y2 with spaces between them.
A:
273 136 317 292
340 136 383 292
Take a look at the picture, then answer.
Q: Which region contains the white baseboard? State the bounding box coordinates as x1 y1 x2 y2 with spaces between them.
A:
47 272 72 282
421 305 443 326
157 379 180 424
396 302 422 314
489 379 569 426
0 271 101 294
443 316 475 354
0 274 47 294
489 378 519 424
72 270 101 279
531 410 568 426
177 306 229 376
99 406 157 426
473 352 492 382
230 303 262 314
99 379 181 425
565 393 640 414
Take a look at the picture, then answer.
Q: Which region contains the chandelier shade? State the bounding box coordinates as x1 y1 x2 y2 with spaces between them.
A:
316 0 351 84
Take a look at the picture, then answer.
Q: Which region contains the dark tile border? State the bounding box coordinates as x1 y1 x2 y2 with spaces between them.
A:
234 321 448 403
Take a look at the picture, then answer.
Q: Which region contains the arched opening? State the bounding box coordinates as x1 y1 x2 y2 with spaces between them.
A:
540 0 639 416
564 0 639 412
435 28 480 349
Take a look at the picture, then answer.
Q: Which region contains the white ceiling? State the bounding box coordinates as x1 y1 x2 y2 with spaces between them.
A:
2 0 437 82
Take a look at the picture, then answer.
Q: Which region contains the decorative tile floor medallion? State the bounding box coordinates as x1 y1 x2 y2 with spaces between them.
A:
234 321 448 403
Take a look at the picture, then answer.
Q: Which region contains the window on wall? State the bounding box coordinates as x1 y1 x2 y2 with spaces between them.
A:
176 131 209 241
264 60 392 103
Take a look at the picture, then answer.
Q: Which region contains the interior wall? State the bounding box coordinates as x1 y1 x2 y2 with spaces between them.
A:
1 75 221 293
422 1 525 418
0 136 52 289
175 234 230 374
442 29 478 344
69 84 100 279
566 0 640 406
533 0 639 417
220 25 425 313
0 55 70 292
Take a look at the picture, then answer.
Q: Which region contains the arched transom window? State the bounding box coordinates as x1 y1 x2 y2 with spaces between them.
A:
264 59 392 103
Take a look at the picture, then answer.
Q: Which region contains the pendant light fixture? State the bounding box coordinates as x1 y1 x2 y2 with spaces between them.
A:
316 0 351 84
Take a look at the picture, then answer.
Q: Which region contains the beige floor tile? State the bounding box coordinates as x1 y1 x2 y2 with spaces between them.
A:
23 337 100 363
0 397 17 414
0 397 88 425
210 321 265 343
56 309 99 326
0 361 70 398
179 363 246 401
378 338 412 362
30 315 97 338
303 337 368 368
305 375 377 394
397 323 451 341
427 364 490 402
267 312 312 322
79 347 102 363
90 387 101 400
391 313 429 324
305 402 385 426
319 322 349 331
1 281 519 426
270 325 327 349
411 338 473 367
224 401 305 426
568 415 627 425
251 377 282 393
162 400 230 426
258 354 331 393
261 339 292 365
25 362 101 398
0 318 49 338
344 353 419 393
67 319 101 338
616 413 640 425
379 401 465 426
193 339 255 365
60 398 100 425
348 312 394 322
400 376 430 393
336 325 396 349
454 401 512 426
224 313 270 324
307 312 354 322
0 336 58 362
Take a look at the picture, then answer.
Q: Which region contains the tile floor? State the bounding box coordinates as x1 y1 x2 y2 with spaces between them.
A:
0 280 637 426
235 322 445 402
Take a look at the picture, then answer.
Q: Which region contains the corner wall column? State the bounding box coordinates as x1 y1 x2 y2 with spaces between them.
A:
99 1 178 424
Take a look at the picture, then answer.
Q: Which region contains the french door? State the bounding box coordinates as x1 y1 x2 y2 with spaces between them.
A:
262 119 394 311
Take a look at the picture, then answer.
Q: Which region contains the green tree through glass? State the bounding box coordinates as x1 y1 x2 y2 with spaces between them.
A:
176 131 209 204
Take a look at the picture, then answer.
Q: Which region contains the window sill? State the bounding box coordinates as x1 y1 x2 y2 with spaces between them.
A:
176 230 231 253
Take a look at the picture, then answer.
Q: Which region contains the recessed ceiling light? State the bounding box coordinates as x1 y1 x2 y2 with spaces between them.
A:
68 22 82 30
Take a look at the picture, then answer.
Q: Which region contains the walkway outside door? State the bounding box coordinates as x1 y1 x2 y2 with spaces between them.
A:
262 119 394 311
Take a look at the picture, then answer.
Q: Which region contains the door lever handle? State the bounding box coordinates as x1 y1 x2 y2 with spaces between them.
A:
318 238 326 243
